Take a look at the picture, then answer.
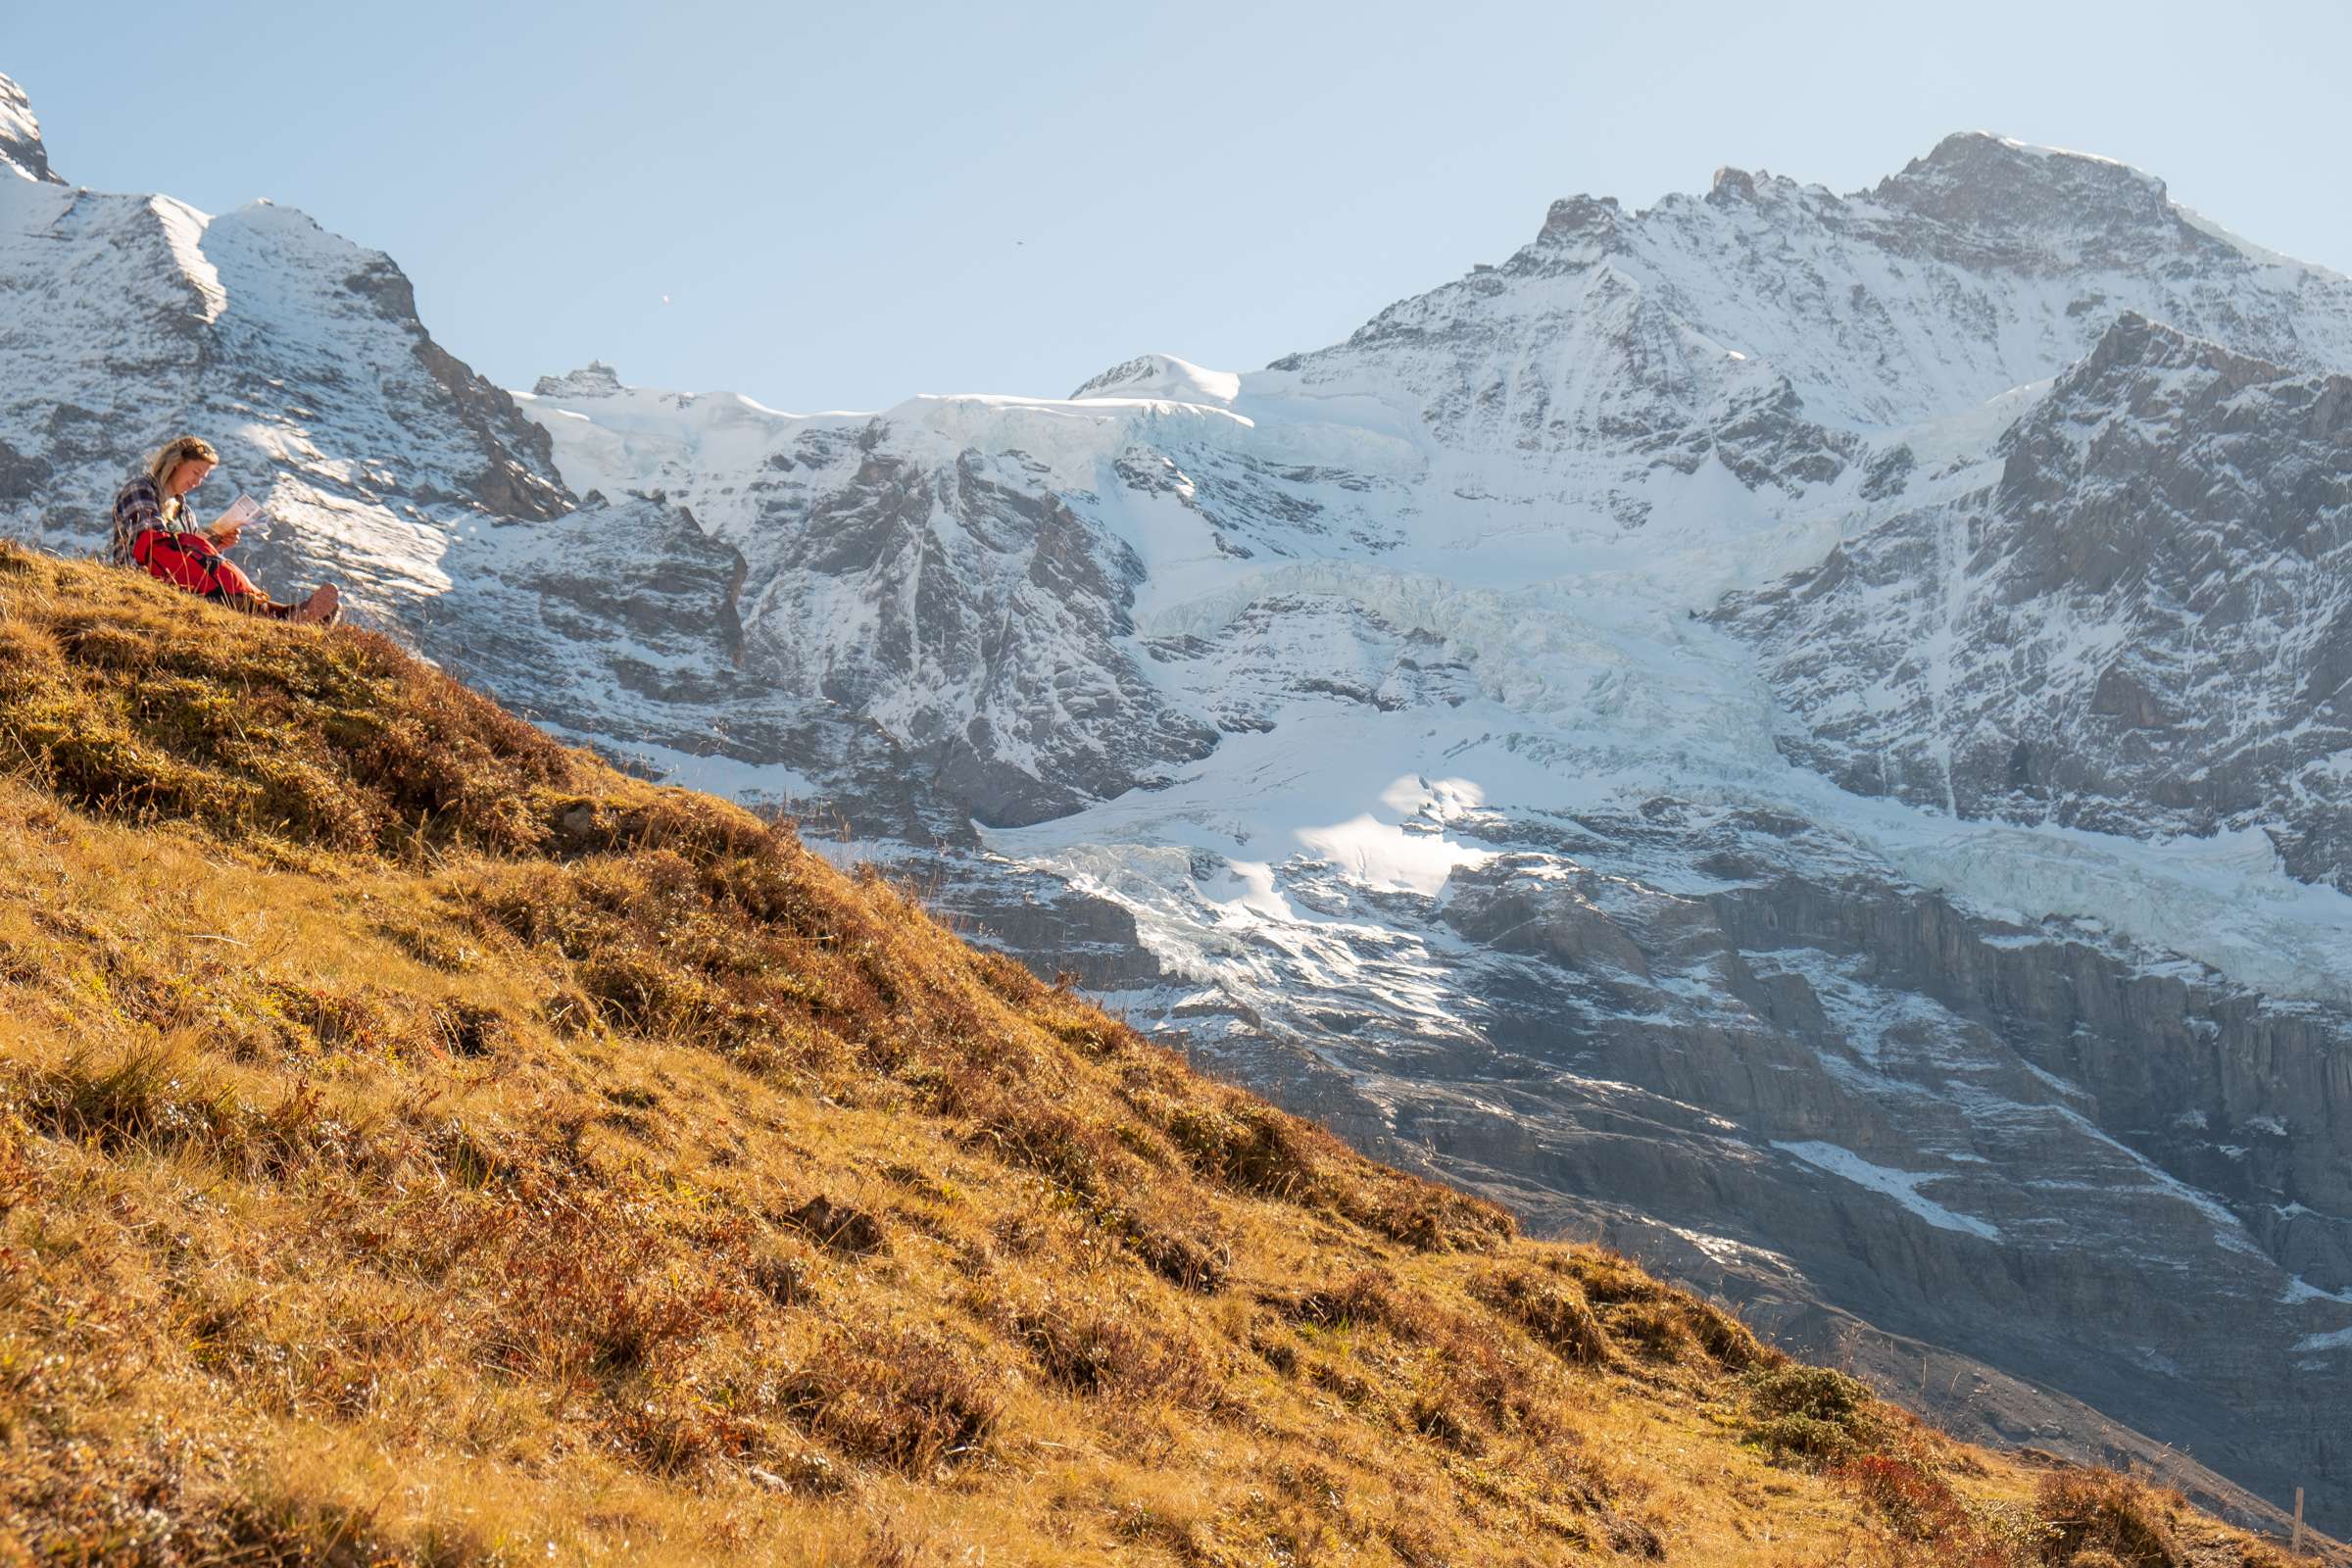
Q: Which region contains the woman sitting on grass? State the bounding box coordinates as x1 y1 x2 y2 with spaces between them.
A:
109 436 340 623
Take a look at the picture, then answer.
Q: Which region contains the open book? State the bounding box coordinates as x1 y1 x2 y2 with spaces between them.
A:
214 493 262 532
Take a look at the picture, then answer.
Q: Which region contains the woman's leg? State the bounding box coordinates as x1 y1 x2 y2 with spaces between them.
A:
209 558 338 623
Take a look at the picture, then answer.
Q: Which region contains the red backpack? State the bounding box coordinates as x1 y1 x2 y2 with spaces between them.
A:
128 527 265 605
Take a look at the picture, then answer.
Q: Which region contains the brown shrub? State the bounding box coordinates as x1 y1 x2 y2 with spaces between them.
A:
1743 1364 1888 1466
1427 1310 1576 1451
479 1196 735 1382
1011 1300 1214 1404
779 1329 1002 1473
1832 1452 1973 1544
606 1397 767 1479
785 1195 887 1256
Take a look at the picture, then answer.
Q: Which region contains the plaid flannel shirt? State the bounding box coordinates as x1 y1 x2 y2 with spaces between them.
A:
109 474 193 566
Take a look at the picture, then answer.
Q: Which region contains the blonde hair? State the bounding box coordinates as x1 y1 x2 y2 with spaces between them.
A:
145 435 220 517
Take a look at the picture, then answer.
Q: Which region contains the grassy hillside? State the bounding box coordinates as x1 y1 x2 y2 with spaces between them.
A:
0 544 2309 1567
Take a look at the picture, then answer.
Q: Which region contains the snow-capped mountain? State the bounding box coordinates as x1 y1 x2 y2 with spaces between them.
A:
1 69 2346 1533
1298 134 2352 466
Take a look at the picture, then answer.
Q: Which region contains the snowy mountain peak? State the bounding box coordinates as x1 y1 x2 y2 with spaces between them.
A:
533 361 624 399
1535 191 1624 245
1873 130 2174 233
1068 353 1239 405
1708 166 1759 202
0 74 61 185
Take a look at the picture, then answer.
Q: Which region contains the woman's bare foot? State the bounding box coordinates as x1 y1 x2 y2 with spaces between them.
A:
291 583 340 625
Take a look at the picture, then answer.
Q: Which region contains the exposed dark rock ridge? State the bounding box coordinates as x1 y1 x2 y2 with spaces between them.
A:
0 74 61 185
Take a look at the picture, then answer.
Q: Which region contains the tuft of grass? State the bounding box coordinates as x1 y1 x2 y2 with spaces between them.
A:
2034 1469 2184 1567
1268 1267 1435 1341
1475 1263 1610 1365
21 1043 237 1152
1565 1249 1775 1374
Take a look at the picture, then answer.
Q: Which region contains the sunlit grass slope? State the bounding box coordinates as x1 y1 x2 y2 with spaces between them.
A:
0 544 2306 1567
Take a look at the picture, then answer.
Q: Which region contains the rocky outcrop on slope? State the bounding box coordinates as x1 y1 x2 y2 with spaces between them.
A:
1718 315 2352 888
739 446 1221 826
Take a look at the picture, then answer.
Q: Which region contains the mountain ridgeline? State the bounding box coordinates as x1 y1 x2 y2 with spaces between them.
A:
2 70 2349 1541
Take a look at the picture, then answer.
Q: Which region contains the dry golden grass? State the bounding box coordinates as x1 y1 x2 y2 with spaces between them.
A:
0 544 2312 1566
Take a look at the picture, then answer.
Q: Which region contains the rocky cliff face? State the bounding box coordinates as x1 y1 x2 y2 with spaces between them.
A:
1 72 2347 1532
1717 313 2352 891
984 768 2352 1522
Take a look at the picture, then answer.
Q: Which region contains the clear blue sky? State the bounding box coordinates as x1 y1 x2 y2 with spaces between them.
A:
12 1 2349 412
